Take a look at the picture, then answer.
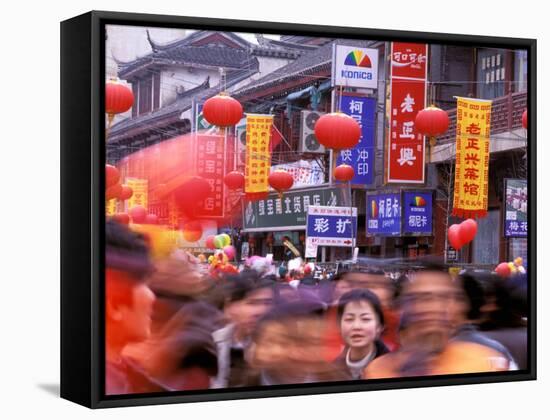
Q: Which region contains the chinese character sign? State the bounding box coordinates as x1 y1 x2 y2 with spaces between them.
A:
196 135 226 218
504 179 527 237
387 42 428 184
125 178 148 211
336 95 376 185
366 193 401 236
391 42 428 79
306 206 358 247
245 114 273 194
452 97 492 219
243 187 345 231
403 191 432 235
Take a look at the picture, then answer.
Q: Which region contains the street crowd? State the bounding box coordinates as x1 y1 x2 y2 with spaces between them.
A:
105 220 527 395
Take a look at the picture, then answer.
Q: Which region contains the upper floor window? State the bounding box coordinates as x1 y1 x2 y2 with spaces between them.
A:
132 72 161 117
476 49 506 100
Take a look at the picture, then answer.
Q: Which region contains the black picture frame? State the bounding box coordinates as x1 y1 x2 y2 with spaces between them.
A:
61 10 536 409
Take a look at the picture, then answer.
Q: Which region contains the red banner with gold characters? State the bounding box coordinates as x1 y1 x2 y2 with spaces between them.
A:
452 97 492 219
245 114 273 194
195 134 226 218
386 42 428 184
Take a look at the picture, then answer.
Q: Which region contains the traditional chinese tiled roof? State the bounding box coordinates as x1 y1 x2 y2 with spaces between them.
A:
118 45 256 80
251 34 319 59
148 30 252 51
108 66 258 143
233 38 375 97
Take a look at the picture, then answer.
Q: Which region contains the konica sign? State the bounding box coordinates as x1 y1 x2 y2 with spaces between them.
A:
333 45 379 89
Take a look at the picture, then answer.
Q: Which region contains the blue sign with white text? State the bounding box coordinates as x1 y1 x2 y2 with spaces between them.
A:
366 193 401 236
403 191 433 235
306 206 358 247
336 95 376 185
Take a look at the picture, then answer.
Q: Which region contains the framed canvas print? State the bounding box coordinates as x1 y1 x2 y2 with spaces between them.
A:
60 10 536 409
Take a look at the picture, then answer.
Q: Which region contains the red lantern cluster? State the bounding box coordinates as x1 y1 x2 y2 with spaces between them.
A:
522 110 527 129
447 218 478 250
334 164 355 182
224 171 245 190
105 81 134 116
314 112 361 150
202 94 243 127
268 170 294 197
415 105 449 146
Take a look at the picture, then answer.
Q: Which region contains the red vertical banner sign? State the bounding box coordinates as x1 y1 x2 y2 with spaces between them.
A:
387 42 428 184
196 134 226 218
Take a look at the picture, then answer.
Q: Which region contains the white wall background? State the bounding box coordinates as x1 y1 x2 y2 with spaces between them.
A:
0 0 547 418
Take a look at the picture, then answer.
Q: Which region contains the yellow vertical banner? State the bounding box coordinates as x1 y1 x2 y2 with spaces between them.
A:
244 114 273 194
452 97 492 219
126 178 148 210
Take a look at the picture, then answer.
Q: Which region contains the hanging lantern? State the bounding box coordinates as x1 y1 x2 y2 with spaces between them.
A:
522 110 527 129
415 105 449 146
268 170 294 198
314 112 361 150
106 164 120 188
173 176 212 216
106 184 122 200
119 185 133 201
224 171 245 190
334 164 355 182
183 221 203 243
105 80 134 128
202 93 243 127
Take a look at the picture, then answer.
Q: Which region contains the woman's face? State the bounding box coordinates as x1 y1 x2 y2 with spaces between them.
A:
340 300 382 349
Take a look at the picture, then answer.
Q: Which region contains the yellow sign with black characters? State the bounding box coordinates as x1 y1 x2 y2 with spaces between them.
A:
452 97 492 219
244 114 273 194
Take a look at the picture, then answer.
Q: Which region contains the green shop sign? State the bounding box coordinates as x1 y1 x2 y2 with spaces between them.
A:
242 186 348 232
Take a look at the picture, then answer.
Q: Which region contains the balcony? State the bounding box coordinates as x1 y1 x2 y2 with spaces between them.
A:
431 91 528 163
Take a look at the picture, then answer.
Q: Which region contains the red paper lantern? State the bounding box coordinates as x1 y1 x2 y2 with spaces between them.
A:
112 213 130 225
495 262 511 277
144 214 158 225
105 81 134 115
522 110 527 129
173 177 212 216
268 170 294 197
202 93 243 127
314 112 361 150
129 206 147 224
416 106 449 146
224 171 245 190
119 185 133 201
106 165 120 188
415 106 449 137
183 221 203 243
106 184 122 200
334 164 355 182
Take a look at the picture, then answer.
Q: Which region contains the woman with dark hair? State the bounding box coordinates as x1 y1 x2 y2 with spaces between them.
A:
334 289 389 379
